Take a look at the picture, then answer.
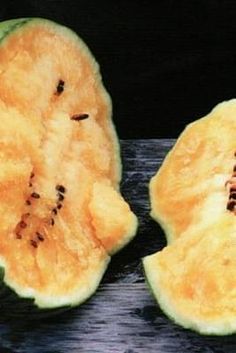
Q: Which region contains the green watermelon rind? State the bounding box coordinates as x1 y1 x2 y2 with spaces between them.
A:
0 18 31 43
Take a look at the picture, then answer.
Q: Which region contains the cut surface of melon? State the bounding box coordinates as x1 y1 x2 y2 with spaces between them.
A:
144 214 236 335
150 99 236 243
0 18 137 308
145 100 236 335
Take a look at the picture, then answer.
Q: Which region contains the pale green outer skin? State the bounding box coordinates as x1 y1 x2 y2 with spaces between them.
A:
0 18 137 310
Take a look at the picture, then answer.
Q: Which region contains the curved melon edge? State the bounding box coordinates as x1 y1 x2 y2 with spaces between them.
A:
109 213 138 256
149 175 175 244
0 18 136 310
142 252 236 336
0 255 110 309
149 98 236 244
36 17 122 189
148 117 208 245
0 18 31 43
146 98 236 335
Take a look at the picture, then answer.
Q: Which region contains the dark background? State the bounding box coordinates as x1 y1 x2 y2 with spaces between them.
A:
1 0 236 139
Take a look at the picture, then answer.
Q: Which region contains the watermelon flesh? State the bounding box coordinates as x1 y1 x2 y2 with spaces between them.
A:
144 214 236 335
149 100 236 243
144 100 236 335
0 18 137 308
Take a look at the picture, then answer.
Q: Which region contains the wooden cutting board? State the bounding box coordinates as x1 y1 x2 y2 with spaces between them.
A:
0 139 233 353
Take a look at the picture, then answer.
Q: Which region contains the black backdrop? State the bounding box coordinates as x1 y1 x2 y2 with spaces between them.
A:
1 0 236 139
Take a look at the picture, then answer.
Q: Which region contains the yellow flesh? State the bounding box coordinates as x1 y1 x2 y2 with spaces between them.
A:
89 182 138 255
144 214 236 334
150 100 236 242
0 20 137 307
146 100 236 334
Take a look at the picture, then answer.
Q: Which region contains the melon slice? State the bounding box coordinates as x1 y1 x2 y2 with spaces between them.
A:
150 100 236 243
0 18 137 309
144 100 236 334
144 214 236 335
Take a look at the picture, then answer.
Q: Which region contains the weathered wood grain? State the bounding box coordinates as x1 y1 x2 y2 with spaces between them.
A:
0 139 234 353
0 283 232 353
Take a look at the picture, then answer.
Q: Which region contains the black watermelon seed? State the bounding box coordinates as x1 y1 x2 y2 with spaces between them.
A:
36 232 44 241
70 114 89 121
56 185 66 193
30 240 38 248
52 208 57 215
56 79 64 95
227 200 236 211
19 221 27 229
31 192 40 199
230 193 236 200
58 193 64 201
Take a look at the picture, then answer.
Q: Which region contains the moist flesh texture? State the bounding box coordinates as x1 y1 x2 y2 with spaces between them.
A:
0 18 137 308
145 100 236 334
144 214 236 335
150 100 236 243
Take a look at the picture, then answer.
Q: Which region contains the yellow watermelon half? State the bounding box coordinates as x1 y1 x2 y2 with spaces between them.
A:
144 100 236 334
0 18 137 310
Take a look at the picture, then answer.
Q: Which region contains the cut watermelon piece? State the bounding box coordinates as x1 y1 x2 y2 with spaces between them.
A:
144 100 236 335
144 214 236 335
0 18 137 309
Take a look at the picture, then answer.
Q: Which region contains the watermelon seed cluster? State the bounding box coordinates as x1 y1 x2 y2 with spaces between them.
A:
29 184 67 248
14 75 88 247
15 174 67 248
